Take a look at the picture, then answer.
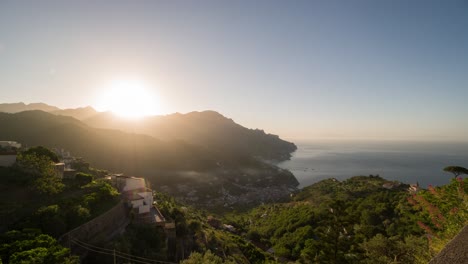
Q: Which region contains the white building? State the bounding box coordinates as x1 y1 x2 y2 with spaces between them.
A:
125 190 154 214
0 141 22 149
111 175 146 192
112 175 154 214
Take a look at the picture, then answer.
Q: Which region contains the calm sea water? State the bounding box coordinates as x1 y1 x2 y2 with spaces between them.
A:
278 140 468 188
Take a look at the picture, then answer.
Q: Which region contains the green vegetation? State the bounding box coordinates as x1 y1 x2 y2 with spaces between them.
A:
181 250 236 264
21 146 60 163
0 153 119 235
75 172 93 186
222 175 466 263
0 146 120 263
85 224 168 264
157 193 269 263
0 142 466 264
15 151 64 195
408 177 468 255
87 174 467 264
0 229 79 264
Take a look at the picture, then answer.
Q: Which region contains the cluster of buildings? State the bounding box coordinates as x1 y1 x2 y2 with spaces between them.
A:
0 142 76 180
52 148 81 179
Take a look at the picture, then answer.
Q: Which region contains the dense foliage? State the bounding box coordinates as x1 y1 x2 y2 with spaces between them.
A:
0 147 120 263
21 146 60 163
224 175 466 263
155 193 269 263
0 229 79 264
0 144 466 264
129 175 466 264
408 177 468 255
15 151 64 195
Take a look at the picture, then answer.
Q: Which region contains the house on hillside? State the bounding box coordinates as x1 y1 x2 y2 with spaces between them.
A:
408 182 420 194
110 174 165 225
122 188 154 214
0 141 21 149
110 174 147 192
0 141 21 167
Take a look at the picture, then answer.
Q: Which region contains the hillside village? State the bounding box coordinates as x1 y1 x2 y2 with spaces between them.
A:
0 141 465 263
0 141 179 261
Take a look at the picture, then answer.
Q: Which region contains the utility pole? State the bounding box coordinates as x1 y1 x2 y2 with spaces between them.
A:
113 249 116 264
68 234 71 257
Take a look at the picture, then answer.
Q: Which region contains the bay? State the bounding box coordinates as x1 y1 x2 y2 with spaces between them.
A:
278 140 468 188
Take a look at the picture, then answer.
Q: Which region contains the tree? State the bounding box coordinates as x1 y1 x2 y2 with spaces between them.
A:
21 146 59 163
0 229 79 264
16 153 64 195
443 166 468 178
181 250 235 264
75 172 93 186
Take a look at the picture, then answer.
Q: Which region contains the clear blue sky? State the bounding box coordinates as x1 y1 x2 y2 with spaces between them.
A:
1 0 467 141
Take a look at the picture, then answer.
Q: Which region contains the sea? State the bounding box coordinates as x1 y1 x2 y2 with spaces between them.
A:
277 140 468 189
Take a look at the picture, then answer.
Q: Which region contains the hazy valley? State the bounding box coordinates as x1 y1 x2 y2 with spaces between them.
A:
0 103 298 210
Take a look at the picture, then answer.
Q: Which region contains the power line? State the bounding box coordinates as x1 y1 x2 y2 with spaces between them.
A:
70 239 172 264
72 238 168 260
71 238 170 261
70 240 153 264
69 238 177 264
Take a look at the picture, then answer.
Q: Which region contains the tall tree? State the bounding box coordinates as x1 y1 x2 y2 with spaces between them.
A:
443 166 468 178
16 152 64 195
22 146 60 163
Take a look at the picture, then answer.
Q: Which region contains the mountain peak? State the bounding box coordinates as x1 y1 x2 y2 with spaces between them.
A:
0 102 60 113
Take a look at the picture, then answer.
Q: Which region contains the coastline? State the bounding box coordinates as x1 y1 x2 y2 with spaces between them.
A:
278 140 468 189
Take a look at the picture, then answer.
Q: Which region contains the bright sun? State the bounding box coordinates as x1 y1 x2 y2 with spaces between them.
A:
96 79 161 119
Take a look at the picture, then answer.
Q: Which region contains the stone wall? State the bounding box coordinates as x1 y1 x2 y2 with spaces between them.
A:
60 200 130 255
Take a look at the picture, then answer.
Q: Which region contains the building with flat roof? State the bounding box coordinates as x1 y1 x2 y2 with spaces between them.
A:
0 141 21 167
0 141 21 149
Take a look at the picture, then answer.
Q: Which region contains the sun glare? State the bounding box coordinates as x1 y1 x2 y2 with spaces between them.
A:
95 79 161 119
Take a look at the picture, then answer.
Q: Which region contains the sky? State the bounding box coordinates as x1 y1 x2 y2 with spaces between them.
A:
0 0 467 141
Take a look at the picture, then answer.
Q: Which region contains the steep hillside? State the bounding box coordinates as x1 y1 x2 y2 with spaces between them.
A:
0 111 298 209
227 176 425 263
0 103 297 162
0 111 220 173
85 110 297 161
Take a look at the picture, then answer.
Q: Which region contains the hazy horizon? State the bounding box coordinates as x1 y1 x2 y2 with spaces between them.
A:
1 0 467 141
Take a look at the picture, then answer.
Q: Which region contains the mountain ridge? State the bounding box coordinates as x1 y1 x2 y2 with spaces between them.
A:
0 102 296 161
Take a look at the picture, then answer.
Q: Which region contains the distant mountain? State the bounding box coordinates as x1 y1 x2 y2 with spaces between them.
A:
0 103 98 120
51 106 98 120
0 102 297 162
0 102 60 113
84 110 297 161
0 111 217 173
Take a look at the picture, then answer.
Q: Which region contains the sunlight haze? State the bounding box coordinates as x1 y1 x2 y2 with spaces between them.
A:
94 79 163 118
0 0 467 141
